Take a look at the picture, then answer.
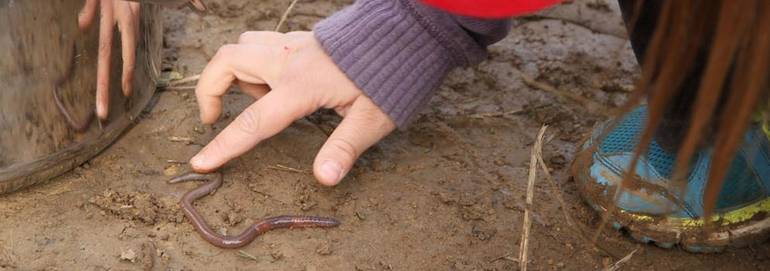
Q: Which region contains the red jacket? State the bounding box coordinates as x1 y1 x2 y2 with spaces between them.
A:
421 0 561 18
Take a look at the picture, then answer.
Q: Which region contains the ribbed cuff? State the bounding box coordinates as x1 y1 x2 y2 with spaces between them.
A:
314 0 483 127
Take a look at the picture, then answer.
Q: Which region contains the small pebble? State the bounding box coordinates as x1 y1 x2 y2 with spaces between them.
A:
120 249 137 263
193 125 205 134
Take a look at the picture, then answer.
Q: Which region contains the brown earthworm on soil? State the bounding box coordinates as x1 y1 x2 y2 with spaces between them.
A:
169 171 340 249
52 45 95 132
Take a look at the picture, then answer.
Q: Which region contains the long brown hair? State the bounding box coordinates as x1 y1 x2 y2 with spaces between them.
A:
623 0 770 220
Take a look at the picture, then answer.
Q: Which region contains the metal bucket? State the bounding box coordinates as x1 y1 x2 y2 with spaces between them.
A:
0 1 162 194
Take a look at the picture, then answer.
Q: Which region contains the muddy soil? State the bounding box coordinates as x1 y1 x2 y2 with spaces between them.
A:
1 0 768 270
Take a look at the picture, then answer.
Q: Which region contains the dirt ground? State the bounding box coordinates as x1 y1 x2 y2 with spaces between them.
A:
1 0 769 270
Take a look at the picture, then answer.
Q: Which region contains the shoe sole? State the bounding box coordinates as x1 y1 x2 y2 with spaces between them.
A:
571 147 770 253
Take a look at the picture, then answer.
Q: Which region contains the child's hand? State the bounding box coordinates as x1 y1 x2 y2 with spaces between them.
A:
78 0 140 120
190 31 396 186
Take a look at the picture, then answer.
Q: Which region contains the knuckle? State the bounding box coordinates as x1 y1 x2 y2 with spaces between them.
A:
215 44 237 58
234 107 261 135
238 31 256 43
210 44 238 66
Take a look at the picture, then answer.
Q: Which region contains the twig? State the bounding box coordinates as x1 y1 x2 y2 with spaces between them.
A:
519 125 548 271
237 250 260 262
166 160 188 164
602 249 637 271
535 144 625 259
468 104 551 119
536 153 575 227
469 109 521 119
266 164 309 174
167 136 195 144
274 0 300 32
489 253 520 263
168 74 201 87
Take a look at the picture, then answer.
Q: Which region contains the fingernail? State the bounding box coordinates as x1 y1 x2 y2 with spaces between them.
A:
190 154 206 168
96 105 107 120
320 160 343 184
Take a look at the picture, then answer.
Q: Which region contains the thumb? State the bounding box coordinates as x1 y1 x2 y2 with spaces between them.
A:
313 96 396 186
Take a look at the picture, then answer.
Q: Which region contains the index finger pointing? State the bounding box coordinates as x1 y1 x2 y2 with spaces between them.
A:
190 88 314 172
195 43 286 124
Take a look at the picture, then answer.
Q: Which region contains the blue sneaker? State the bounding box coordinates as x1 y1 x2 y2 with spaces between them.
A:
571 106 770 252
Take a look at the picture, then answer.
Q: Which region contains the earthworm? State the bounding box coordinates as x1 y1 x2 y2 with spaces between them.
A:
52 45 95 132
168 172 340 249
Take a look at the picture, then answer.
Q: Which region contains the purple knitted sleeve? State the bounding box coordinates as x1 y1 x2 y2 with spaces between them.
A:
314 0 511 127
